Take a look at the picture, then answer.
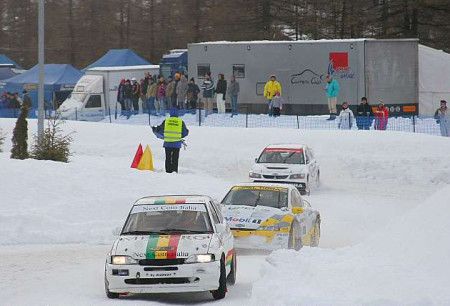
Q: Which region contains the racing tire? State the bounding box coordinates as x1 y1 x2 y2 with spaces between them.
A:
211 257 227 300
310 219 321 247
226 253 237 285
288 222 303 251
104 275 119 299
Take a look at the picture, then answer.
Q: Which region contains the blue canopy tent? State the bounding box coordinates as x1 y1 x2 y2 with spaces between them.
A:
0 67 18 80
2 64 83 114
84 49 151 69
0 54 22 69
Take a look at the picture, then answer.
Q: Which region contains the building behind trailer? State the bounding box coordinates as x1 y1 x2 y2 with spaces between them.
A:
188 39 446 116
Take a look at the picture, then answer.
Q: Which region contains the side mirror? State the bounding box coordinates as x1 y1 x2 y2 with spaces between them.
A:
254 158 258 163
292 207 304 215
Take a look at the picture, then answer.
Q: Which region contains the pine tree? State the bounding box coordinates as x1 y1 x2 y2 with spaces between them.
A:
30 116 73 163
10 103 30 159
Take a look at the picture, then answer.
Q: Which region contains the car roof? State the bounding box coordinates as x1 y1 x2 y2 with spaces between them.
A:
134 195 212 205
231 182 295 190
265 143 308 149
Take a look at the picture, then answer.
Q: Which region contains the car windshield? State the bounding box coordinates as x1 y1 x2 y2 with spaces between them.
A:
122 203 213 234
258 148 305 164
222 186 288 209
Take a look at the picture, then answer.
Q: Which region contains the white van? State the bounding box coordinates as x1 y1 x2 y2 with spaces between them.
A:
58 65 159 121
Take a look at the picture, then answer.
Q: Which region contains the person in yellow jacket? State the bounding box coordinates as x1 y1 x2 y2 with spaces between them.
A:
264 75 282 116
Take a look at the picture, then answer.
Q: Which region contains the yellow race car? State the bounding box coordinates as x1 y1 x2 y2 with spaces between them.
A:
221 183 320 250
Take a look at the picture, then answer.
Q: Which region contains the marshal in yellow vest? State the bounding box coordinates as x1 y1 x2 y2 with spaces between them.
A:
164 117 183 142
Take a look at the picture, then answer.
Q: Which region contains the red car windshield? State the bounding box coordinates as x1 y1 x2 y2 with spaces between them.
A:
258 148 305 164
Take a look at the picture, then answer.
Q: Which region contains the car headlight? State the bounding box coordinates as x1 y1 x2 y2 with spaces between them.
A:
185 254 215 263
289 173 306 179
249 171 262 178
111 255 138 265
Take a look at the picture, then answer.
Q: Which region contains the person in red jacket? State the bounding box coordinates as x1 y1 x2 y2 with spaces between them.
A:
374 101 389 130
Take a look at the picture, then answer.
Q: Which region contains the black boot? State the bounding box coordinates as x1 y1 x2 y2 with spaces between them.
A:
330 113 337 120
326 113 334 120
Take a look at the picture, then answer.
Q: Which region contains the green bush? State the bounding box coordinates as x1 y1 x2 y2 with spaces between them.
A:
30 116 74 163
10 104 30 159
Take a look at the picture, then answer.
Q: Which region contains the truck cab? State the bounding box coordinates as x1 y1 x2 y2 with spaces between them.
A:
58 75 106 121
159 49 188 79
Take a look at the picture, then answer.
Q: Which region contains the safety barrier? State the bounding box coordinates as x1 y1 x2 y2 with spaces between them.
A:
0 107 444 137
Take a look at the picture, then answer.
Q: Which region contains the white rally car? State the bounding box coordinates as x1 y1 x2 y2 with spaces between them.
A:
249 144 320 195
221 183 320 251
104 195 236 300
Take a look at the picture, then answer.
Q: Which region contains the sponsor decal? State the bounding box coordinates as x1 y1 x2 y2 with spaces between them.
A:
131 204 206 214
290 69 324 86
153 198 186 204
181 235 210 240
226 249 234 266
264 148 303 153
232 186 287 192
224 216 262 224
328 52 355 79
145 235 181 259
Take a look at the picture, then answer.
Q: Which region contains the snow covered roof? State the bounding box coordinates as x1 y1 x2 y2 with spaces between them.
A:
84 49 151 70
87 65 159 72
191 38 419 46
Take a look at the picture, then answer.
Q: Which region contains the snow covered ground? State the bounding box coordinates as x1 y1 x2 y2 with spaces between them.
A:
0 118 449 305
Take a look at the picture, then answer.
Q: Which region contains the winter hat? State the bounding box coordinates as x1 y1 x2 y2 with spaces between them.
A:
169 107 179 117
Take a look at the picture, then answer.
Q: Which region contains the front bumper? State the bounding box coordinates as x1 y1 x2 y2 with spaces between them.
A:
231 229 289 250
105 261 220 294
252 179 307 190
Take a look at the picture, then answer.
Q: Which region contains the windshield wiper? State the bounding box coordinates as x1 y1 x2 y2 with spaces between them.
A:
121 230 170 235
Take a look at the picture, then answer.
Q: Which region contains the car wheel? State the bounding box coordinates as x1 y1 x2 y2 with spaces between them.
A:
288 222 303 251
104 274 119 299
226 252 237 285
211 256 227 300
310 219 321 247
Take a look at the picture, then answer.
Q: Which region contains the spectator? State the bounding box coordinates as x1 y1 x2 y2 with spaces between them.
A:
337 101 354 130
117 79 126 111
0 92 8 109
123 79 133 115
201 72 215 117
434 100 449 137
146 78 158 115
187 78 200 112
215 73 227 114
324 74 340 120
356 97 373 130
152 108 189 173
264 75 282 116
172 73 180 109
176 73 188 110
166 76 175 109
140 77 149 112
227 75 240 117
156 76 167 116
131 78 141 113
22 90 32 109
374 101 389 130
271 92 284 117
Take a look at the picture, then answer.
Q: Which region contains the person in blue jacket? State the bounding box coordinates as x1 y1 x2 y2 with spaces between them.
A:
324 74 340 120
152 108 189 173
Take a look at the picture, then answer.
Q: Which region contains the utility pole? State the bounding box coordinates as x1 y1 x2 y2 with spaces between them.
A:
37 0 45 138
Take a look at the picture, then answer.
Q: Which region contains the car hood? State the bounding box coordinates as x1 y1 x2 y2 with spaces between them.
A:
113 234 213 259
222 205 285 230
252 163 306 173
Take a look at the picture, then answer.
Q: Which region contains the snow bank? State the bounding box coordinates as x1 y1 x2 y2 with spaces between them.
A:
251 185 450 305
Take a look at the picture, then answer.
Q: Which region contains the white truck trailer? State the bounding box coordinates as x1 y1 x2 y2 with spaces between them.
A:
58 65 159 121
